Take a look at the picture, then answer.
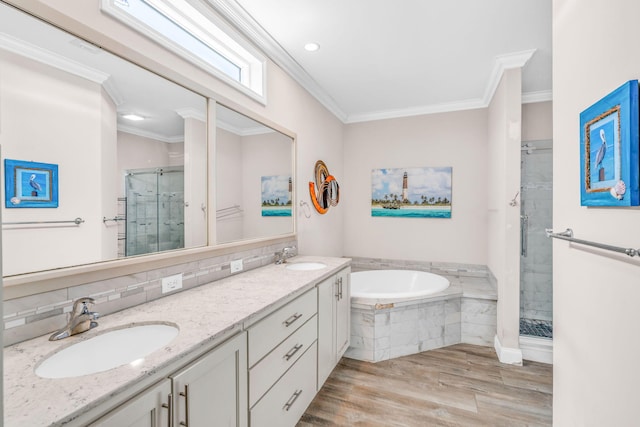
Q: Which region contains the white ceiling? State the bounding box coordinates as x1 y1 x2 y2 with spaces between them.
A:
216 0 552 123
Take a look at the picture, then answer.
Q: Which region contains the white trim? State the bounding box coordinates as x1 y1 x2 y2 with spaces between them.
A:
207 0 347 122
519 335 553 364
118 124 184 143
482 49 537 106
522 90 553 104
203 6 545 123
216 119 274 137
175 107 206 122
494 334 523 365
0 32 110 84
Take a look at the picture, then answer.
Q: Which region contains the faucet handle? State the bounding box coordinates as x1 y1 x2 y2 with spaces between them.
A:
72 297 95 314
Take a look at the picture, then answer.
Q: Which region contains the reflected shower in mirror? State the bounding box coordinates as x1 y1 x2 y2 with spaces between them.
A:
0 3 207 276
216 104 294 244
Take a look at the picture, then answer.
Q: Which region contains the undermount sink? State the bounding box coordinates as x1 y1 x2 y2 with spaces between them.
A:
35 323 179 379
285 262 327 271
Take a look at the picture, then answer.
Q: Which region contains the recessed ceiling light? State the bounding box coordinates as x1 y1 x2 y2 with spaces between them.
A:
304 43 320 52
122 114 145 121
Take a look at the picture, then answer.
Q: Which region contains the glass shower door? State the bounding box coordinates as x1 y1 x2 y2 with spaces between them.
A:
520 140 553 339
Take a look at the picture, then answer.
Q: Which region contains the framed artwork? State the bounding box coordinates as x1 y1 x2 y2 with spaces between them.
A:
580 80 639 206
371 166 452 218
4 159 59 208
261 175 292 216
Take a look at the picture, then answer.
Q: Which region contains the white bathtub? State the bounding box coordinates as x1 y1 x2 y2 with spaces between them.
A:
351 269 450 300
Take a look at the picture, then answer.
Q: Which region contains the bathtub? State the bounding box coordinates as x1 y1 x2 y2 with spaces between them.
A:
346 269 458 363
351 269 450 300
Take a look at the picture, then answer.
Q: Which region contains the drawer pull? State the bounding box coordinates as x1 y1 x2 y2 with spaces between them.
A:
283 313 303 327
161 393 173 427
179 384 190 426
283 389 303 412
283 343 304 361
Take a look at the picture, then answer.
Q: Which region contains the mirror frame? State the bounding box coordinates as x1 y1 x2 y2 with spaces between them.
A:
2 2 297 300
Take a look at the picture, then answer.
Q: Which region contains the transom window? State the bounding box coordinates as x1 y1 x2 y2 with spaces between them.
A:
102 0 266 102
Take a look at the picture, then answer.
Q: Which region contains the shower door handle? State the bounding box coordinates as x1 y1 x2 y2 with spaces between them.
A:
520 214 529 257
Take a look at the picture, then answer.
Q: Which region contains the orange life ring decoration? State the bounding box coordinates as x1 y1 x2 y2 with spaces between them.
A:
309 160 340 214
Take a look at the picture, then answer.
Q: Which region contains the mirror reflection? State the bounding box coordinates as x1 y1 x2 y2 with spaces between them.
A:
0 3 207 276
216 105 294 243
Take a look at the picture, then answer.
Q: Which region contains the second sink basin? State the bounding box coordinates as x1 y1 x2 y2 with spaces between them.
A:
285 262 327 271
35 323 179 379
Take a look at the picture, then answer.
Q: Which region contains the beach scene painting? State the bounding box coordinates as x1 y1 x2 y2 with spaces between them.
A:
371 167 452 218
261 175 292 216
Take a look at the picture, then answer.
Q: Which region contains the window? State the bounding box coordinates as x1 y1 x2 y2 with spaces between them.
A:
102 0 266 102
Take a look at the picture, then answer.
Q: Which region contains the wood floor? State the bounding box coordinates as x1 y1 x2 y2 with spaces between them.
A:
299 344 552 426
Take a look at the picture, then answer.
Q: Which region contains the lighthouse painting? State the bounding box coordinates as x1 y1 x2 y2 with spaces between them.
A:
261 175 292 216
371 167 452 218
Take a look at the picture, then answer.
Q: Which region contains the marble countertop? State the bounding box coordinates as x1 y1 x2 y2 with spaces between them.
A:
4 256 350 427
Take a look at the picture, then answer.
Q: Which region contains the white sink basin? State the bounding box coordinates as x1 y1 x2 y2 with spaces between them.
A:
35 323 179 379
285 262 327 271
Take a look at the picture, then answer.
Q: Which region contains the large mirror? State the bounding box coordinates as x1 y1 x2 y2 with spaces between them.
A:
0 3 207 277
216 104 294 243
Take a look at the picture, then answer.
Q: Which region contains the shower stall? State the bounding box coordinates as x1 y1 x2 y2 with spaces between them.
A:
125 167 185 257
519 140 553 344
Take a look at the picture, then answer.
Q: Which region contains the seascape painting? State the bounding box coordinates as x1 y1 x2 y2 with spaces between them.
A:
371 167 452 218
261 175 292 216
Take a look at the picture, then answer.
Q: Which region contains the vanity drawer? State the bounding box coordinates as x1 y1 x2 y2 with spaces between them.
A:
249 314 317 407
250 341 317 427
248 289 317 366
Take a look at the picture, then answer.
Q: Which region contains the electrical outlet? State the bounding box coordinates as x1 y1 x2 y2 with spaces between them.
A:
230 259 243 274
162 273 183 294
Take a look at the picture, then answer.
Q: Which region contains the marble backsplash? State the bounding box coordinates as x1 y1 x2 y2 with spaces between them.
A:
3 239 297 346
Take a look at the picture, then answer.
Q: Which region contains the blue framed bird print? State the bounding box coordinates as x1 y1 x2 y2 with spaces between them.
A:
580 80 640 206
4 159 59 208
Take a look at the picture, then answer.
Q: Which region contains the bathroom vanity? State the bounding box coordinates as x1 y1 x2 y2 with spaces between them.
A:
3 257 351 427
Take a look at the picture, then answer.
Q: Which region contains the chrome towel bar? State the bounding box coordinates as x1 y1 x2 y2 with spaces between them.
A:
3 217 84 226
545 228 639 257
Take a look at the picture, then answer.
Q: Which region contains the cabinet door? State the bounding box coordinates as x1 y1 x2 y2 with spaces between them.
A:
91 379 172 427
316 276 335 389
335 267 351 359
171 332 248 427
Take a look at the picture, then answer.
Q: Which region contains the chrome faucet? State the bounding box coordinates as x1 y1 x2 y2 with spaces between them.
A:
275 246 296 264
49 297 100 341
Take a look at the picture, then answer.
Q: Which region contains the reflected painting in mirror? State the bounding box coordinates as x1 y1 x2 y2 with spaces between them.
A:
216 104 294 244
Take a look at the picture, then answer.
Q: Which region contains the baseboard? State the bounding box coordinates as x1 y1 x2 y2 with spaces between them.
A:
519 335 553 364
494 335 523 365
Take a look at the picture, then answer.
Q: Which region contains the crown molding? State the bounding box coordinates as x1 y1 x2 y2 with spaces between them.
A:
189 5 547 124
118 124 184 143
482 49 537 106
205 0 348 122
216 119 273 136
0 32 110 84
522 90 553 104
345 98 487 124
176 107 207 122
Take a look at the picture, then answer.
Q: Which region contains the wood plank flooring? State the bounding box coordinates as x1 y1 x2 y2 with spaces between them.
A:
299 344 552 426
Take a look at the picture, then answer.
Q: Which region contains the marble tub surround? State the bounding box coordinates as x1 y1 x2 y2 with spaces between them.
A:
3 239 297 346
345 258 497 362
4 255 350 427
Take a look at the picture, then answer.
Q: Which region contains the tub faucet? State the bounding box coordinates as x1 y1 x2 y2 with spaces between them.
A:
275 246 296 264
49 297 100 341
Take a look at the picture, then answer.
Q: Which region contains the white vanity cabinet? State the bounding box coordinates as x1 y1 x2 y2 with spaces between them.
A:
170 332 248 427
317 267 351 388
91 379 172 427
248 288 318 427
91 332 247 427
